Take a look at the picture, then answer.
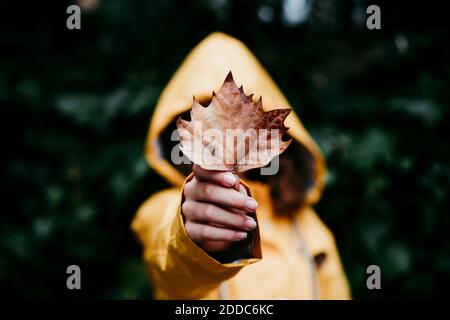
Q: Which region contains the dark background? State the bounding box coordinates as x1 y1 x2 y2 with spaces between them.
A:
1 0 449 299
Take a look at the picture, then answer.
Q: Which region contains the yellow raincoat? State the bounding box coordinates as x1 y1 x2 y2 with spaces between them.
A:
132 32 351 300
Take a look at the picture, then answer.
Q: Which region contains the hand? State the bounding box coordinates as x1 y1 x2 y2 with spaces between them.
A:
181 164 258 253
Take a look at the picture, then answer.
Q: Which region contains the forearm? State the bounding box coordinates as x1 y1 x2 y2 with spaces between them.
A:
132 186 261 299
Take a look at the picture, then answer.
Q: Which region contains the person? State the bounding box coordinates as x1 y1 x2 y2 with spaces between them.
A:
131 32 351 299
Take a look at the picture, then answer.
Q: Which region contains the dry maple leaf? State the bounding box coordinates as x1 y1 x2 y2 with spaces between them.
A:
176 72 291 174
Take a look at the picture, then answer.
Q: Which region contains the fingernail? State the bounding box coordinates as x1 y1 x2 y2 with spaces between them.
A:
246 198 258 210
245 218 257 229
237 232 247 240
223 172 236 186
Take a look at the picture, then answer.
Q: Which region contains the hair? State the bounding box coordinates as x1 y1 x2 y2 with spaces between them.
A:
245 141 316 216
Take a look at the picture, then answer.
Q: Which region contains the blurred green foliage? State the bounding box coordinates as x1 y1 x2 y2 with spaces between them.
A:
1 0 449 298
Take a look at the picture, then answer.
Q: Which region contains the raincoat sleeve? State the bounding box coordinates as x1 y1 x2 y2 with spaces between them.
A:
131 175 261 299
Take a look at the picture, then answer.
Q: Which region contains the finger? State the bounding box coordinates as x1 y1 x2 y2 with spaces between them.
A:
227 184 249 214
233 175 240 191
201 240 232 252
193 164 237 187
183 201 257 231
228 207 248 215
217 184 249 215
191 182 258 212
239 184 248 195
184 180 251 215
185 222 248 243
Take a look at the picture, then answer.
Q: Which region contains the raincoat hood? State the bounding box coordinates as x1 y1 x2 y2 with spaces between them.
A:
145 32 326 205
